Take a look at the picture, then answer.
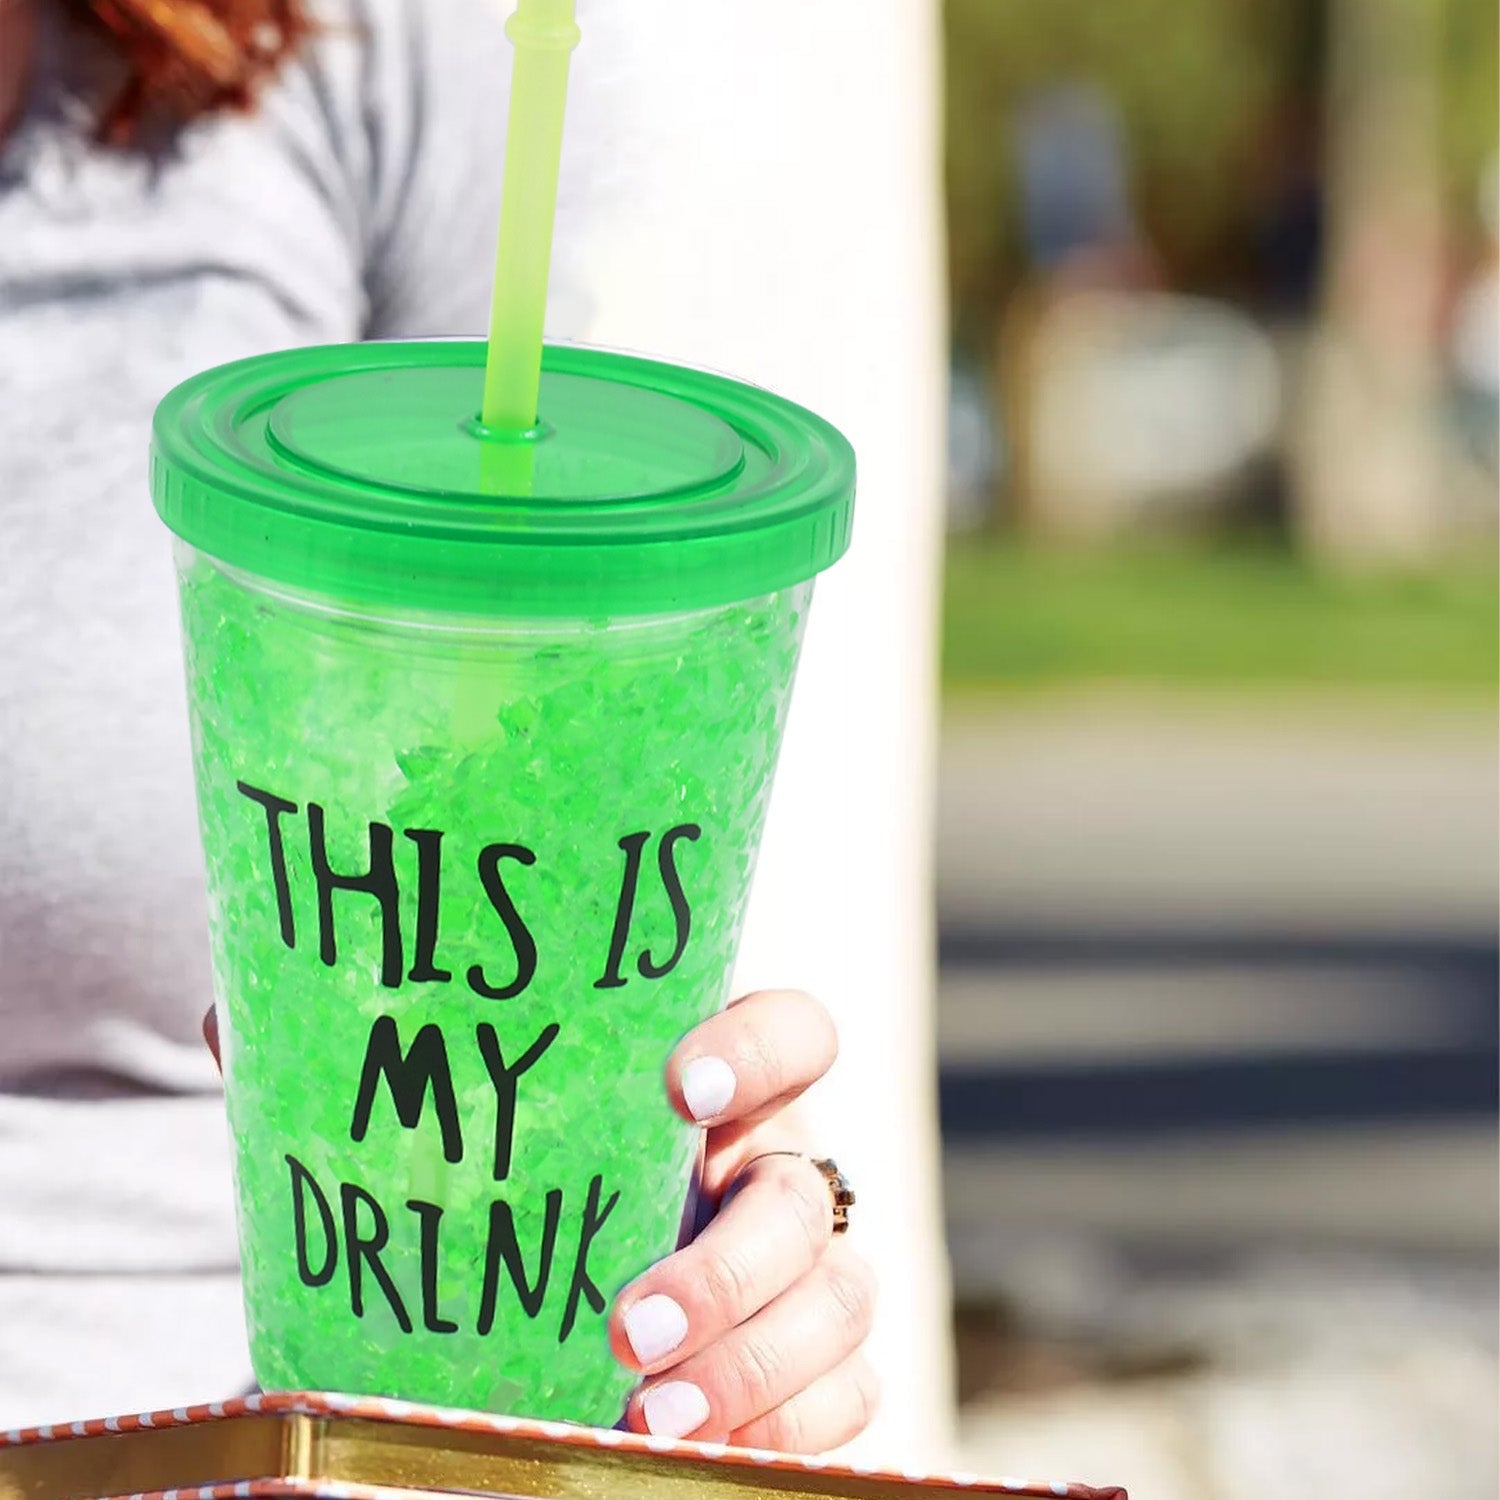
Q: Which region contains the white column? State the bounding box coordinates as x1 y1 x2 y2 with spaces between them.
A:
559 0 955 1466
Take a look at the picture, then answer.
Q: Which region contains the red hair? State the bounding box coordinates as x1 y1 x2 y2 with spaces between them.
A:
78 0 313 144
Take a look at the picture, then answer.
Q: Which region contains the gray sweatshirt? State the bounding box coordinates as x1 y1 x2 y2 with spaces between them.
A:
0 0 590 1274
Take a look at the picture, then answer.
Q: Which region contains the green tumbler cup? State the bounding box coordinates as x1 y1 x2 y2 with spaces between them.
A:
150 340 855 1424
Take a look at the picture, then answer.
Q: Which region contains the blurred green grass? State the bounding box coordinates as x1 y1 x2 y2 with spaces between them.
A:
942 544 1499 693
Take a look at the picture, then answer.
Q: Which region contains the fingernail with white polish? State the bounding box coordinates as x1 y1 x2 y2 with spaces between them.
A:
623 1293 688 1365
641 1381 710 1439
681 1055 736 1122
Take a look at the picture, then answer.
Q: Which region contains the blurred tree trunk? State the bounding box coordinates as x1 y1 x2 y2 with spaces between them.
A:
992 280 1046 537
1292 0 1450 563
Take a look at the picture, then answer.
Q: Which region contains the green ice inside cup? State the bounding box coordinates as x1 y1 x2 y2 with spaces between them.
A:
180 555 808 1420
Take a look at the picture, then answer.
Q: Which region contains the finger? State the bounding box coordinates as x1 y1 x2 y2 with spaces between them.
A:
202 1007 222 1073
668 989 836 1129
611 1152 833 1373
729 1352 881 1455
625 1239 876 1442
698 1103 813 1203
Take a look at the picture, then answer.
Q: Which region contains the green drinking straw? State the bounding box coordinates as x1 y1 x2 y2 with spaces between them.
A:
464 0 580 728
481 0 582 438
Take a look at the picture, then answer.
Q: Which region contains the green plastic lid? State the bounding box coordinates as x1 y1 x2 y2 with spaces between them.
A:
150 341 856 617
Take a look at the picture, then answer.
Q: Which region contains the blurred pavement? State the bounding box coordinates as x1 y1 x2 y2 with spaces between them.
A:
934 692 1498 1497
937 691 1496 1265
937 694 1495 942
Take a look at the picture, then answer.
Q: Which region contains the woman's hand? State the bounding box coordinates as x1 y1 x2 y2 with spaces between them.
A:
610 989 878 1451
202 988 877 1452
